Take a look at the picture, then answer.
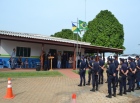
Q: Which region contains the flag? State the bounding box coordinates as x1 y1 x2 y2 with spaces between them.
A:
79 20 88 31
72 23 81 33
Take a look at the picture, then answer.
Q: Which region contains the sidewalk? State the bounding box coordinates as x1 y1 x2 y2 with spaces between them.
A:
0 68 140 103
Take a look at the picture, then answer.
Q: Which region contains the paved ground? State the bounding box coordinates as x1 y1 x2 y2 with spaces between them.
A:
0 68 140 103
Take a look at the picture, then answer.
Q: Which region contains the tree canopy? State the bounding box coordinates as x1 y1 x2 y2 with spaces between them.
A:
51 29 81 41
83 10 125 49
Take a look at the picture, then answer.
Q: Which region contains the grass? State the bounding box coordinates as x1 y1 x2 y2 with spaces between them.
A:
0 71 63 78
73 70 88 74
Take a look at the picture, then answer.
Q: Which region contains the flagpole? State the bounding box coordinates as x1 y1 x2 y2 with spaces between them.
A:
85 0 87 22
76 18 79 72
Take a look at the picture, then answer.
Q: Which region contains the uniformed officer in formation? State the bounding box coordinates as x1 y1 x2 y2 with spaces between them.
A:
135 56 140 90
105 56 111 83
106 58 116 98
77 55 140 97
126 57 136 92
98 56 105 84
78 57 86 86
90 56 99 92
113 55 119 87
117 58 128 96
86 56 94 85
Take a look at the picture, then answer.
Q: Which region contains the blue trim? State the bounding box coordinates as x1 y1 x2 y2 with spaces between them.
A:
0 57 40 68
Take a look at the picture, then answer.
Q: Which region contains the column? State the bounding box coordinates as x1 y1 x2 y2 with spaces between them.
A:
41 44 44 71
103 52 105 61
96 50 99 62
73 46 76 70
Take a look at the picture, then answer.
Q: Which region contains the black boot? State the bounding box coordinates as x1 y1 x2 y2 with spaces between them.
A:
86 83 90 85
96 87 98 91
90 88 95 92
126 89 131 92
131 88 134 92
117 92 123 96
123 92 127 95
113 93 116 97
83 83 85 86
106 94 112 98
78 84 82 86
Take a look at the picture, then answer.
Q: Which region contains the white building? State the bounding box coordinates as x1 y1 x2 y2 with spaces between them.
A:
0 30 123 68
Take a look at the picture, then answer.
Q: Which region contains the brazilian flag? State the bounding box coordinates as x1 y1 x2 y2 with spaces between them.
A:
72 23 81 33
79 20 88 31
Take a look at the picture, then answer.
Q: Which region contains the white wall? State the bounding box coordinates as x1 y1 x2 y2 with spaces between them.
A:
44 44 85 55
0 39 1 55
1 40 85 56
1 40 42 56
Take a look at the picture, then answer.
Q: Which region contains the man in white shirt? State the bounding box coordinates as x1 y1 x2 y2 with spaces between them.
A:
11 48 16 69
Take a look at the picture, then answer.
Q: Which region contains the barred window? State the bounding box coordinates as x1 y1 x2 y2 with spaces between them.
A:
16 47 31 57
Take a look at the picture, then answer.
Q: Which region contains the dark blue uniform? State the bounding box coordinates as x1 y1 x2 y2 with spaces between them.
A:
99 59 105 84
90 61 99 92
118 62 128 95
127 60 136 92
124 59 128 67
106 59 116 98
78 59 86 86
105 57 110 83
136 59 140 89
114 59 119 87
87 59 94 85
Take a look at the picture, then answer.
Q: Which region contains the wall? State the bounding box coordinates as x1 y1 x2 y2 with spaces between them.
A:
0 39 1 55
1 40 42 57
44 44 85 55
1 40 85 56
0 39 85 68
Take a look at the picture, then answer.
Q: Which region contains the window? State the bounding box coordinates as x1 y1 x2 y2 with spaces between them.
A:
16 47 31 57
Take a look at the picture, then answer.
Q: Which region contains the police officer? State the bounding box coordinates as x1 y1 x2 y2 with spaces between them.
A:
105 56 110 83
90 56 99 92
135 56 140 90
126 57 137 92
78 57 86 86
86 56 94 85
124 59 128 66
106 58 116 98
113 55 119 87
98 56 105 84
117 58 128 96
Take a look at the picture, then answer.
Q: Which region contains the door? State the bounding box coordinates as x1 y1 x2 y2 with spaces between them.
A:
49 49 57 56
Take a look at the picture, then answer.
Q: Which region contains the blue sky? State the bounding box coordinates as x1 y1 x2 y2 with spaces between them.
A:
0 0 140 54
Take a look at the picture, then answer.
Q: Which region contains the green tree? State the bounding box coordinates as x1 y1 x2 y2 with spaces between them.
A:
51 29 81 41
83 10 125 49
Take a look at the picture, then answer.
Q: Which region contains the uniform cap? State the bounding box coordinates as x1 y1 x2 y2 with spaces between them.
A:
136 55 139 58
113 54 118 59
120 58 124 63
128 57 132 60
109 58 113 62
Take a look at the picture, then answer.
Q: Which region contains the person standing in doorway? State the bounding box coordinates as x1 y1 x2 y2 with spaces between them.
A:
69 55 73 68
57 53 61 69
11 48 16 70
62 53 67 68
